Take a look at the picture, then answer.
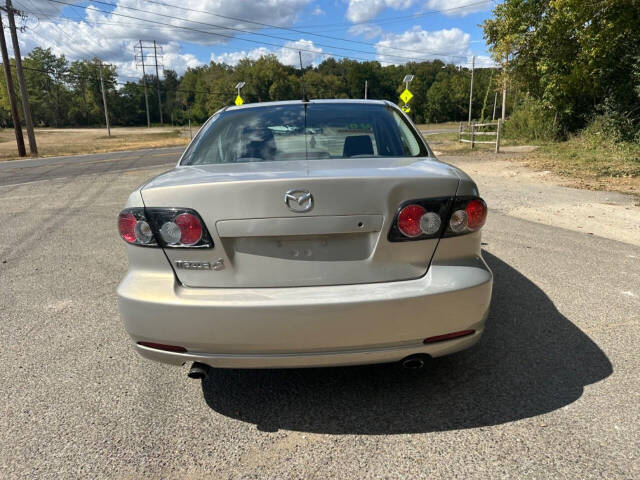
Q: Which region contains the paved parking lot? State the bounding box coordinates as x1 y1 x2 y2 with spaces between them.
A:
1 149 639 479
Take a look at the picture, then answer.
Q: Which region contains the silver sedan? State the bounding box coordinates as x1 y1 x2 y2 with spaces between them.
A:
116 100 492 374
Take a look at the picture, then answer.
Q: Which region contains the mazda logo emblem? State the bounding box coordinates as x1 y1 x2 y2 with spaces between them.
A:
284 189 313 213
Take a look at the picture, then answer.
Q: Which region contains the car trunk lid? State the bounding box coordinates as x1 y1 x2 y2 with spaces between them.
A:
140 158 460 287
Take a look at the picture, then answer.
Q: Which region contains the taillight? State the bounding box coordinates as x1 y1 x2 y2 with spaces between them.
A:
444 197 487 237
389 198 451 241
397 204 426 237
117 207 213 248
175 213 202 245
397 204 444 238
389 196 486 241
118 210 157 246
118 212 137 243
466 199 487 230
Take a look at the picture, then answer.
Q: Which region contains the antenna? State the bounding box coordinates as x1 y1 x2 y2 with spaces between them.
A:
299 51 309 102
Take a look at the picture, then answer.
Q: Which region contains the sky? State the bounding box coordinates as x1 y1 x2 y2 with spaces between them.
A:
10 0 498 82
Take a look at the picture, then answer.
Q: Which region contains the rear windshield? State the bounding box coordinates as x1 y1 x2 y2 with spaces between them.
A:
180 103 428 165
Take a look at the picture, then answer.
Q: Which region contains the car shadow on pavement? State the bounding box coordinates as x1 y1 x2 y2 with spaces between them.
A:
201 252 612 434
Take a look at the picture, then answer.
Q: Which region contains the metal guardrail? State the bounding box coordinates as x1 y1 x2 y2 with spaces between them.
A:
459 120 502 153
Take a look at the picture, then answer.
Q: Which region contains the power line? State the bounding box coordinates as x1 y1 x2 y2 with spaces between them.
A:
44 0 469 62
33 3 384 64
141 0 479 58
15 0 77 43
33 2 371 64
17 6 169 31
15 0 126 61
89 0 490 31
20 0 485 56
9 2 484 95
298 0 492 29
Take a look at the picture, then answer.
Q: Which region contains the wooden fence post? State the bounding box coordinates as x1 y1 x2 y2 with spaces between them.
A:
496 118 502 153
471 122 476 149
459 121 462 142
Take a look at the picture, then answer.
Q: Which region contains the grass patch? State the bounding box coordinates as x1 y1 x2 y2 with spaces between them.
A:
425 123 640 179
422 123 640 197
0 126 190 160
425 131 516 156
531 136 640 178
416 122 461 131
521 135 640 197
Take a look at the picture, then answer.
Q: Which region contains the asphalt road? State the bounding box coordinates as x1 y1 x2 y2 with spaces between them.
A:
419 127 459 136
1 149 639 479
0 146 184 187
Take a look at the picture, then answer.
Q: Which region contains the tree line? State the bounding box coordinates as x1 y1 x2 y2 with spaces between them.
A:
483 0 640 141
0 47 501 129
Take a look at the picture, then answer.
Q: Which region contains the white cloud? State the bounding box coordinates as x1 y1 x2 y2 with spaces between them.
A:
280 39 324 66
347 24 383 40
211 39 325 67
424 0 489 16
210 47 273 66
18 18 202 80
312 7 325 15
375 27 471 64
460 55 499 69
346 0 415 23
14 0 312 79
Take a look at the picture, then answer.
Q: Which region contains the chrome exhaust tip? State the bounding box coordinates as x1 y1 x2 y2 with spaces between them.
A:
188 362 210 380
401 355 426 370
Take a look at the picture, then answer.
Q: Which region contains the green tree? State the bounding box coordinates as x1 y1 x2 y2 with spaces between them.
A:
23 47 70 127
483 0 640 135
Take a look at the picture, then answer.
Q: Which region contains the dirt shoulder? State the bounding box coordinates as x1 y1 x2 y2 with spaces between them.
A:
0 126 190 161
441 153 640 247
428 134 640 198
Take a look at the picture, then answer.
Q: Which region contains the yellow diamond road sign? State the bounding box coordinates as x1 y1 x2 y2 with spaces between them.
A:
235 95 244 106
399 88 413 104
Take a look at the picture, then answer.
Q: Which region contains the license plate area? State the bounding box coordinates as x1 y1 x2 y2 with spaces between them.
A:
230 234 375 261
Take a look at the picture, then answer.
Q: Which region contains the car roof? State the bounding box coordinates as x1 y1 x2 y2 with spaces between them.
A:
225 99 393 111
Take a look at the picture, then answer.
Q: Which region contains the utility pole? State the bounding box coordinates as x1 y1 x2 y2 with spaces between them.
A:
468 55 475 125
0 12 25 156
492 91 497 121
364 80 368 99
501 56 507 121
404 75 413 91
153 40 163 125
98 60 111 136
136 40 151 127
6 0 36 155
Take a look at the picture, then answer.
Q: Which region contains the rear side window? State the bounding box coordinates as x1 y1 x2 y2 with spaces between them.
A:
180 103 428 165
393 111 422 156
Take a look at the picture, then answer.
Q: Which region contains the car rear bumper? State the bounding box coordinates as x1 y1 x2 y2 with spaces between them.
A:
117 257 492 368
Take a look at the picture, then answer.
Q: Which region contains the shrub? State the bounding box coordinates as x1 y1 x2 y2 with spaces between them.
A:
502 97 559 142
582 100 639 144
